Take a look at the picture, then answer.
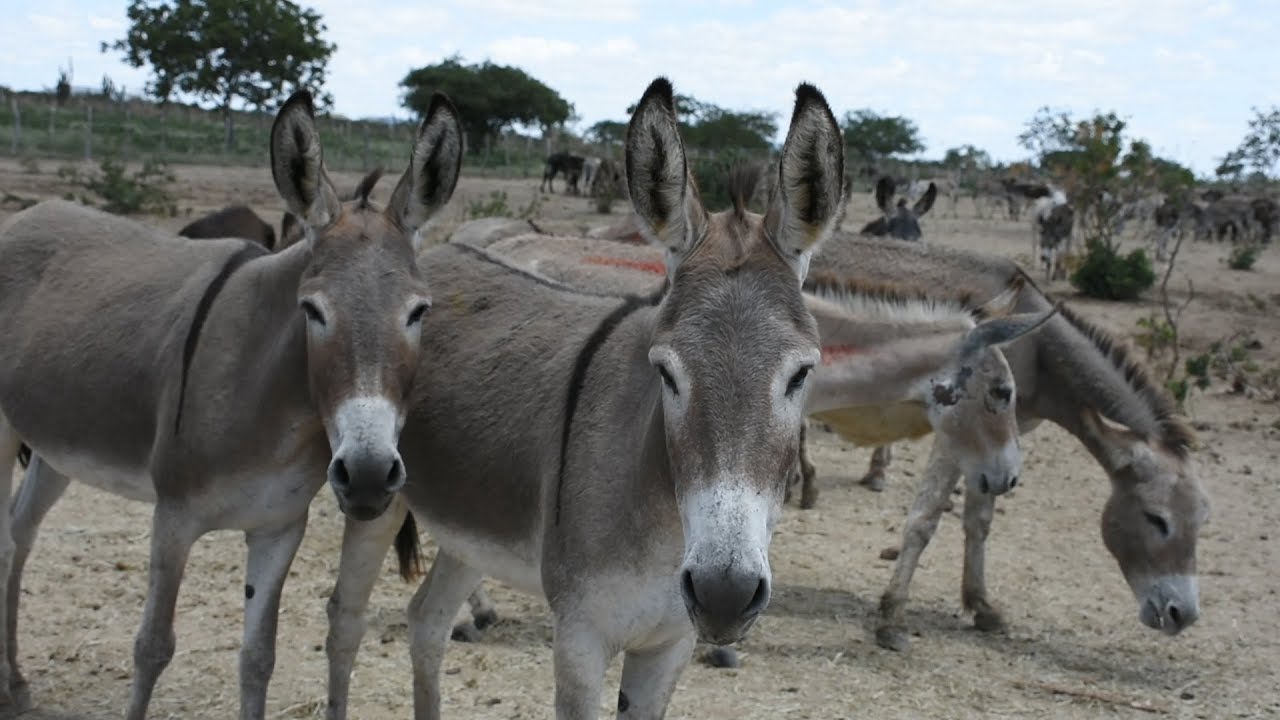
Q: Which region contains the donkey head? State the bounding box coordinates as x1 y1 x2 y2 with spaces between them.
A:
864 176 936 242
627 78 844 644
1082 410 1210 635
270 90 462 520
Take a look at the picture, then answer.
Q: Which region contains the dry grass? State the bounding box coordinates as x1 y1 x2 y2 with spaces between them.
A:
1 158 1278 718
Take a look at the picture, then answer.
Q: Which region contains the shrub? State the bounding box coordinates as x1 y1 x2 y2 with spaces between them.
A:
593 186 616 214
62 156 176 215
466 190 511 219
1227 244 1260 271
1070 239 1155 300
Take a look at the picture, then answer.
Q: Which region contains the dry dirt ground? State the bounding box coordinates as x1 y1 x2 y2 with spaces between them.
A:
1 158 1278 719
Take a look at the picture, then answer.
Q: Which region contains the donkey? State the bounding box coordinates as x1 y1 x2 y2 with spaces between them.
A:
860 176 937 242
540 151 586 194
1030 190 1074 281
179 204 278 250
804 232 1210 650
0 90 463 718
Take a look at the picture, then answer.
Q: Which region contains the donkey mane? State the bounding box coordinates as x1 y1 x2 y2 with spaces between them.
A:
804 272 989 322
1055 304 1195 457
727 162 763 218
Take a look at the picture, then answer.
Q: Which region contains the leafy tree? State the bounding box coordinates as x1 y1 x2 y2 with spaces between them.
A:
841 109 924 162
942 144 992 171
624 94 777 152
586 120 627 147
1217 106 1280 180
401 55 572 153
104 0 335 150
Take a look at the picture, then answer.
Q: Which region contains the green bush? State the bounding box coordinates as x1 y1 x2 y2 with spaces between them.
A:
466 190 511 219
59 157 176 215
1227 244 1260 271
1070 239 1155 300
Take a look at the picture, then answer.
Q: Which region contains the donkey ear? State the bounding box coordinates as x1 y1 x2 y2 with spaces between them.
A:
875 176 894 215
626 77 705 263
271 90 341 232
958 305 1057 359
1080 407 1147 475
765 83 846 279
914 182 938 217
387 92 465 248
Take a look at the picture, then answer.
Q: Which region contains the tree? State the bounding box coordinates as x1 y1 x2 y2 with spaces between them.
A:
1217 106 1280 180
104 0 335 150
942 144 992 171
401 56 572 153
586 120 627 148
841 109 924 162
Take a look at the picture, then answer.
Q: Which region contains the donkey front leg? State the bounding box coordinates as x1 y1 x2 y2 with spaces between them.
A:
552 619 612 720
408 551 484 720
7 456 72 709
860 445 893 492
126 502 200 720
616 634 696 719
239 515 308 720
326 501 407 720
961 486 1004 632
876 445 961 651
0 418 22 710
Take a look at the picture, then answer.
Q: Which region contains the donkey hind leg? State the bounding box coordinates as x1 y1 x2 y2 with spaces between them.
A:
0 417 22 710
326 499 407 720
409 551 484 720
238 515 308 720
616 634 696 719
7 456 72 710
452 584 498 642
859 445 893 492
875 443 961 651
126 503 200 720
961 487 1004 632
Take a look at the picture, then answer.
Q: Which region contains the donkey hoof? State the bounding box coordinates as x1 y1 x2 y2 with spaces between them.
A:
472 608 498 631
875 624 910 652
973 609 1005 633
859 473 886 493
799 487 819 510
700 646 740 669
450 622 482 643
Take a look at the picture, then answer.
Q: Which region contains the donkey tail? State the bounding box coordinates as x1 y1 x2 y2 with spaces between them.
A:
394 512 425 582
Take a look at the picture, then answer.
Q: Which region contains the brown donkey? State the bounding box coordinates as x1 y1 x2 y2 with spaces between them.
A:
0 90 462 718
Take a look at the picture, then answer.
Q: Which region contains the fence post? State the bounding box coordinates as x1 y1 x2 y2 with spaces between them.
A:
48 102 56 149
160 106 167 159
10 98 21 154
362 124 370 171
84 103 93 161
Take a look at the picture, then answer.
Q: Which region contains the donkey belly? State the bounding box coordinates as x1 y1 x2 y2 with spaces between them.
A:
417 514 544 596
812 403 932 446
35 445 156 504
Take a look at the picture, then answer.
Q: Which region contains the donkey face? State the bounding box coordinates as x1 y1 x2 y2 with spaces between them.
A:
271 91 462 520
1084 411 1210 635
627 78 844 644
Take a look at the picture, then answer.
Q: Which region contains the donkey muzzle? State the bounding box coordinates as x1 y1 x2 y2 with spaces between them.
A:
680 563 770 645
1137 575 1200 635
327 396 406 521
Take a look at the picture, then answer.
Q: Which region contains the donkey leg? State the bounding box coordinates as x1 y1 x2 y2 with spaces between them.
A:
0 418 22 710
859 445 892 492
126 503 199 720
238 515 308 720
798 423 819 509
7 456 71 710
876 445 961 651
408 551 483 720
552 619 612 720
326 501 406 720
961 487 1004 632
616 634 696 719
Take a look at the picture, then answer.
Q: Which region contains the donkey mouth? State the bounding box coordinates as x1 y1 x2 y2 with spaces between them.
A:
690 611 761 646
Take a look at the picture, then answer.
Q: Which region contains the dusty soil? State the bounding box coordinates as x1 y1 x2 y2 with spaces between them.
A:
1 158 1278 719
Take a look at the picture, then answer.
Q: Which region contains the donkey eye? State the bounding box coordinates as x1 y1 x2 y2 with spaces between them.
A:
407 303 430 327
1144 512 1170 538
786 366 811 397
989 385 1013 404
656 365 679 396
300 300 326 327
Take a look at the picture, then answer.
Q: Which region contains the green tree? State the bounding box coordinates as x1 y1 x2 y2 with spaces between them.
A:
104 0 335 150
841 109 924 162
586 120 627 147
942 144 992 171
624 94 777 151
401 55 572 153
1217 106 1280 180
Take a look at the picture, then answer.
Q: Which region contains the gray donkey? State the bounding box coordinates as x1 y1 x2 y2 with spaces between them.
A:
860 175 938 242
0 90 463 718
321 79 1053 720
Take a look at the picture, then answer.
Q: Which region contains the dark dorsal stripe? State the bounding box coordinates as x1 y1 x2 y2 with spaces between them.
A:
173 242 269 435
555 293 654 525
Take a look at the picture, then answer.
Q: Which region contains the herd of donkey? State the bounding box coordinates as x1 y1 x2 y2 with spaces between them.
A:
0 76 1235 718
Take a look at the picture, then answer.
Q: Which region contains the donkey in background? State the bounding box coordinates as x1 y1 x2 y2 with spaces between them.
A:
860 176 937 242
0 89 463 719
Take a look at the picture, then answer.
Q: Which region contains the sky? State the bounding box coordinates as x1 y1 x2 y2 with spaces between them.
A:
2 0 1276 175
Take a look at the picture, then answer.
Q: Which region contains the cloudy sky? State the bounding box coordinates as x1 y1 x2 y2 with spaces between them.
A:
2 0 1275 175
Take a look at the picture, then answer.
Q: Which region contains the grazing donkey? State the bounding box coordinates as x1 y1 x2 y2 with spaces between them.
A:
860 176 937 242
540 151 586 194
179 204 278 250
0 89 463 718
322 79 1047 720
802 233 1210 650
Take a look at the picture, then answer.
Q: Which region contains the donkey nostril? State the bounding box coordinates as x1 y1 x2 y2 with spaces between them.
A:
330 459 351 492
1008 475 1018 489
979 474 990 494
1167 603 1182 627
386 457 405 489
745 578 769 616
681 569 699 610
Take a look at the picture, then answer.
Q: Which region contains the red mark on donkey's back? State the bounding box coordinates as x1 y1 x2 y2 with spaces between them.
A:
822 345 866 365
582 255 666 276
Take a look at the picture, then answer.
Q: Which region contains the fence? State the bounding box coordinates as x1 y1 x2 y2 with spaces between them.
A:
0 90 550 177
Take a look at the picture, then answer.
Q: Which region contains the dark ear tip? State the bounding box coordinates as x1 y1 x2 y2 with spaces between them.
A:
640 77 676 112
425 91 460 122
281 90 316 118
793 82 829 113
